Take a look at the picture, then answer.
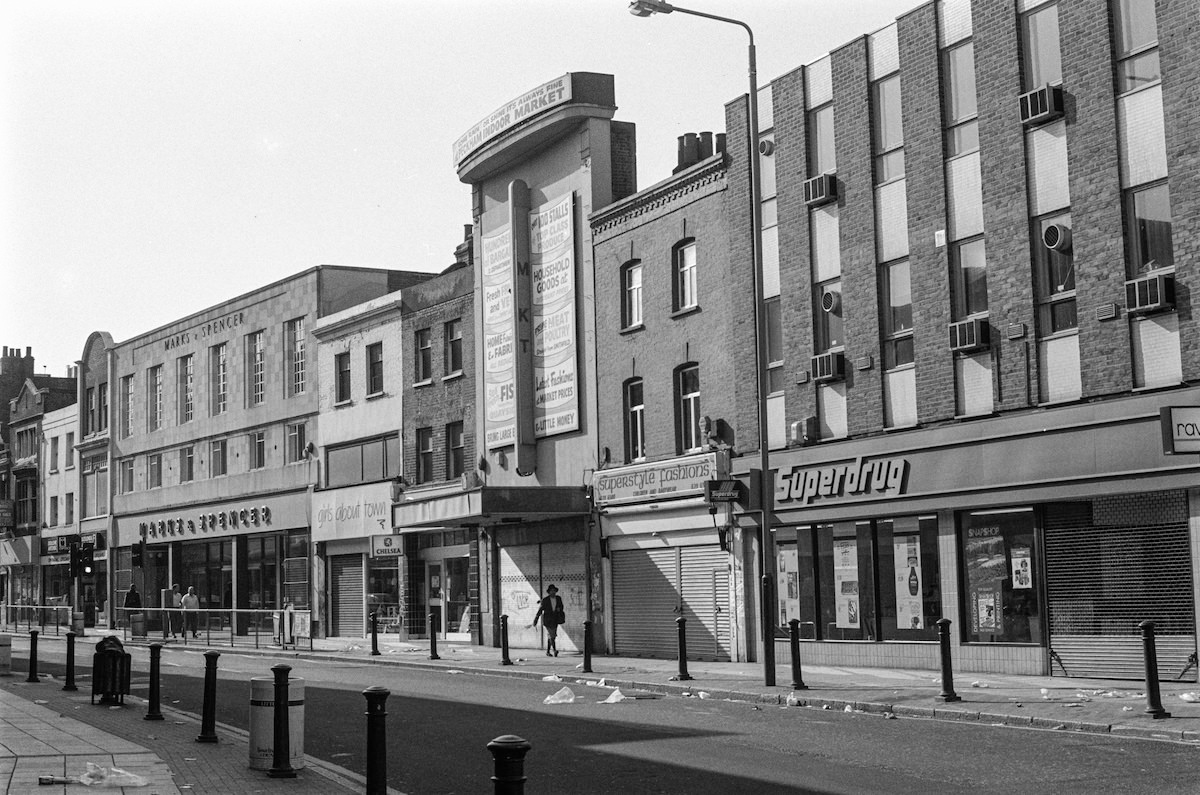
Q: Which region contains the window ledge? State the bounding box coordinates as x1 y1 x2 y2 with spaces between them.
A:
334 398 353 408
442 371 463 383
413 379 433 388
366 390 387 401
619 323 645 335
670 305 701 320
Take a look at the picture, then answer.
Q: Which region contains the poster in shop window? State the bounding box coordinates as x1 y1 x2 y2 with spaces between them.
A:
965 526 1007 636
777 546 801 626
894 535 923 630
834 538 860 629
1011 547 1032 589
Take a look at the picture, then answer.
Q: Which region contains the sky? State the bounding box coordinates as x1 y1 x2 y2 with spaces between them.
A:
1 0 912 378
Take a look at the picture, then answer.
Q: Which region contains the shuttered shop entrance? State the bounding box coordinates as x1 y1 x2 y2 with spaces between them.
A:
612 545 731 661
499 541 586 653
330 554 364 637
1045 495 1196 681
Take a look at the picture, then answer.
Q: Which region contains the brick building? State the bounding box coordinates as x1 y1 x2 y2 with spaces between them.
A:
711 0 1200 678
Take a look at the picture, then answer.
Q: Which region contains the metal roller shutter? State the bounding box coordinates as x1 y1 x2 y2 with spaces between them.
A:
612 548 678 659
679 546 732 662
1045 500 1196 681
500 542 586 652
330 554 364 637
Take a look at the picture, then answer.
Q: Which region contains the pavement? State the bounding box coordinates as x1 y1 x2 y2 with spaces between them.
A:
5 629 1200 793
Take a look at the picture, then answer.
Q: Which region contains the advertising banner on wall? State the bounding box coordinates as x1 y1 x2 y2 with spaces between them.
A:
894 534 923 630
529 194 579 437
482 227 516 449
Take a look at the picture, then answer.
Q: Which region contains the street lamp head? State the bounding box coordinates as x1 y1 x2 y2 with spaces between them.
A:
628 0 675 17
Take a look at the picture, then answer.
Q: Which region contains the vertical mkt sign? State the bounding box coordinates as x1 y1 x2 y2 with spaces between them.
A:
530 194 579 437
483 228 516 449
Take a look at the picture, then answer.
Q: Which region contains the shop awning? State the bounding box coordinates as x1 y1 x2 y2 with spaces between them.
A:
0 535 35 566
393 486 590 530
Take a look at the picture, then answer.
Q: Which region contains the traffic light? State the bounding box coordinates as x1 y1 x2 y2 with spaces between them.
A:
131 539 145 568
69 544 81 578
80 543 95 577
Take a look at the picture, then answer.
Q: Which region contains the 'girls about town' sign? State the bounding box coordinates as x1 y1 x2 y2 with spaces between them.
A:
779 456 909 505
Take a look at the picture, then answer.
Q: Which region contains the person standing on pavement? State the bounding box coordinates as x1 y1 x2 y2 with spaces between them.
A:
530 584 565 657
181 585 200 638
169 584 183 638
123 584 141 628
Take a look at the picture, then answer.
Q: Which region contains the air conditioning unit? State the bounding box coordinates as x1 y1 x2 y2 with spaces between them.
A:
1125 272 1175 316
821 288 841 314
1042 223 1072 253
803 173 838 207
789 416 819 446
811 351 845 382
1019 84 1065 126
949 317 990 353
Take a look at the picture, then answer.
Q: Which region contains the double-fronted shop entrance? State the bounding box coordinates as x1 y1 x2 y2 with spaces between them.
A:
757 390 1200 680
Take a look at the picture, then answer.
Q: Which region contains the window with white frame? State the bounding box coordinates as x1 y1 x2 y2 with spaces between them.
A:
881 260 914 369
180 446 194 483
86 387 95 435
210 343 227 415
445 421 464 480
623 378 645 462
210 439 227 477
415 328 432 382
286 317 306 396
1021 2 1062 90
950 237 989 320
1125 182 1174 275
673 242 697 312
873 73 904 183
621 261 643 329
250 431 266 469
247 330 265 406
119 375 132 439
147 365 163 431
286 423 307 463
81 455 107 518
416 427 434 483
444 320 463 376
178 354 194 423
326 436 401 488
335 351 352 403
119 459 134 494
808 104 836 176
367 342 384 395
1113 0 1159 94
765 297 785 394
148 453 163 489
98 382 108 432
943 41 978 157
676 364 701 454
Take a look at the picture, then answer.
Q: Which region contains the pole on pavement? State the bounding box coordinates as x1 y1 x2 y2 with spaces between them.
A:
1139 620 1171 719
788 619 808 690
500 614 513 666
63 631 78 692
674 616 693 681
488 735 531 795
196 650 220 743
26 629 38 683
363 686 390 795
429 612 440 660
582 620 593 674
144 643 164 720
267 663 297 778
936 618 961 703
370 611 381 656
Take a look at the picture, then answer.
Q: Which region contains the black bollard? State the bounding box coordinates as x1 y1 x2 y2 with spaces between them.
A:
63 631 78 692
582 620 593 674
145 643 164 721
268 663 297 778
675 617 693 681
1139 620 1171 719
429 612 440 660
363 686 390 795
488 734 532 795
936 618 961 702
500 614 512 666
788 619 808 691
26 629 38 683
370 611 380 657
196 650 220 743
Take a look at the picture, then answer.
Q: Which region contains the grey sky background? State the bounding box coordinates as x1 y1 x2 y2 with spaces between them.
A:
2 0 910 376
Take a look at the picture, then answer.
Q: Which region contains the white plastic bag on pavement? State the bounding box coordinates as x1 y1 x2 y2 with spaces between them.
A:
79 762 150 787
1179 692 1200 702
601 688 627 704
543 686 576 705
541 674 563 682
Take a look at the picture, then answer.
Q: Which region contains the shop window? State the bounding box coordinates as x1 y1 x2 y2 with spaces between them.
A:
776 516 941 642
959 508 1041 644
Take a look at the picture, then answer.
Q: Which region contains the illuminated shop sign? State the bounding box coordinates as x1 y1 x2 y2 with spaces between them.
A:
139 505 272 540
779 456 909 505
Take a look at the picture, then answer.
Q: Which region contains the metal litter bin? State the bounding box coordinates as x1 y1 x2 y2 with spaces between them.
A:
248 675 305 770
91 635 131 704
130 612 146 637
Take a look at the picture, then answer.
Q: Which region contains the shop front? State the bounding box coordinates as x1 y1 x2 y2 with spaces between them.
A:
311 481 395 638
594 452 739 662
116 490 311 637
40 531 107 627
393 481 591 650
756 388 1200 679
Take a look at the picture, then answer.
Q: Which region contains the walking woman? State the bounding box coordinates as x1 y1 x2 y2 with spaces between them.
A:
531 584 565 657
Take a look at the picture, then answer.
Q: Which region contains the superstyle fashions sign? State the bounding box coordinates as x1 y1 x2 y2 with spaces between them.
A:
139 505 272 540
452 75 572 166
482 194 579 449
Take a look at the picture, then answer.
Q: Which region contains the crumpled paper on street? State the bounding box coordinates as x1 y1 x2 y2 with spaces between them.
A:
543 686 576 704
81 762 150 787
600 688 627 704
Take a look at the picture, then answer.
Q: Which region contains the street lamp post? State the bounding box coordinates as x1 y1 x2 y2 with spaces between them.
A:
629 0 776 687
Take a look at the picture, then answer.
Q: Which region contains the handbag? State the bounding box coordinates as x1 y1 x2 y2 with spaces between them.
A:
553 597 565 624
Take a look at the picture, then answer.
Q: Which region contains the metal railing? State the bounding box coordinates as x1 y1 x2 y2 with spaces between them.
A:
0 603 74 634
107 607 315 651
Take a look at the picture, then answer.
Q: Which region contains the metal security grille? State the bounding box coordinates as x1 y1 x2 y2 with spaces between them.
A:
330 555 364 637
612 546 731 661
499 542 586 652
1045 501 1196 681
